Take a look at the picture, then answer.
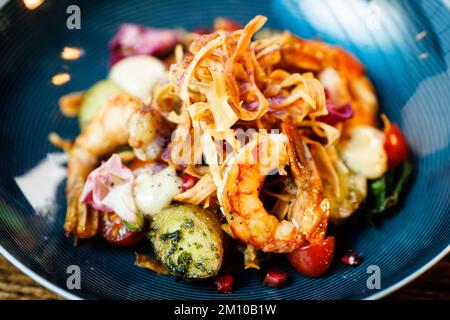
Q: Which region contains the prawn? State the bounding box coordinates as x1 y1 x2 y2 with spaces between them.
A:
65 93 158 239
219 122 329 253
290 40 385 208
282 35 379 127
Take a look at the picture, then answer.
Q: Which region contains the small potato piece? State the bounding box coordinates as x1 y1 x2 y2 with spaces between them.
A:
149 204 223 279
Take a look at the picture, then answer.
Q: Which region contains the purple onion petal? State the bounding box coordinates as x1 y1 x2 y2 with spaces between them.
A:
267 95 285 107
318 101 354 125
243 101 259 111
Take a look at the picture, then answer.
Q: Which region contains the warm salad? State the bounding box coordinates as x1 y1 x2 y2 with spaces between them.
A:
52 16 411 292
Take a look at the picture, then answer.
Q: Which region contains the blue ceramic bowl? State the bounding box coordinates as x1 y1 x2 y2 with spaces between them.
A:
0 0 449 300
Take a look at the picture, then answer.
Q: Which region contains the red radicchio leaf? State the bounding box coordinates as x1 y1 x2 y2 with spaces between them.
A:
109 24 179 66
110 50 125 66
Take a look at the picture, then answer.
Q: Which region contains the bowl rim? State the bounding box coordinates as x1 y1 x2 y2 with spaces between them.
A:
1 242 449 300
0 0 448 301
0 245 81 300
365 244 450 300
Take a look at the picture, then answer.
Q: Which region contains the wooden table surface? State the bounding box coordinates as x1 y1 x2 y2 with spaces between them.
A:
0 254 448 300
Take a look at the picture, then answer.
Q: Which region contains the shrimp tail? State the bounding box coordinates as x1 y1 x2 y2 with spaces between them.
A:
281 120 329 243
282 120 321 186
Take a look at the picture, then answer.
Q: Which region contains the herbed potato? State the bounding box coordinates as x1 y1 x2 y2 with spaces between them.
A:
149 204 223 279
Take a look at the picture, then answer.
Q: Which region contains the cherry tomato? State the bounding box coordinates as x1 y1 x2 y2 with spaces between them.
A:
384 123 409 168
100 212 145 246
287 236 335 277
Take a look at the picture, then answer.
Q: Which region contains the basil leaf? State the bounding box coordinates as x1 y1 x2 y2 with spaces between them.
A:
370 177 387 214
368 162 412 215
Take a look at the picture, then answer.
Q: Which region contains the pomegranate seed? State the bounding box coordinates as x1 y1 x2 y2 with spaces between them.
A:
181 174 198 191
263 268 287 288
341 250 362 266
214 274 234 294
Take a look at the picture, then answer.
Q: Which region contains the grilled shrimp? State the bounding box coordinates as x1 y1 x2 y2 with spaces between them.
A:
312 45 387 178
219 124 329 253
65 93 158 239
282 35 379 127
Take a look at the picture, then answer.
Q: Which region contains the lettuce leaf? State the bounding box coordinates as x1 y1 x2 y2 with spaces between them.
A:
368 161 413 215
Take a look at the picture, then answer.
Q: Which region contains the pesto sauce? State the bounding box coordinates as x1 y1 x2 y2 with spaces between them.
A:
160 230 181 242
166 251 192 276
182 218 194 229
159 225 196 276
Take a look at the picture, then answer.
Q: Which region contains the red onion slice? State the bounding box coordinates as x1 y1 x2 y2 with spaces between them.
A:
318 101 354 125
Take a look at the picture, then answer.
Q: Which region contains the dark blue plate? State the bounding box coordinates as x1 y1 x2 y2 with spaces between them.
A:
0 0 449 300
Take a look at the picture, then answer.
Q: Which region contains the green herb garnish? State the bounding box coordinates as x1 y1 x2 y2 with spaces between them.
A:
368 161 413 215
166 252 192 276
160 230 181 242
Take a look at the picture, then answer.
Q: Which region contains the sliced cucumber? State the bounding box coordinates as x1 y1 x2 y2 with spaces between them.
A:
79 80 123 129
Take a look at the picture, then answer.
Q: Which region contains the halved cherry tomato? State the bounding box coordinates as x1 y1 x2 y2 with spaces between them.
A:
100 212 145 246
287 236 335 277
382 114 409 168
